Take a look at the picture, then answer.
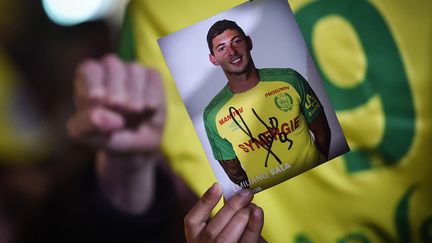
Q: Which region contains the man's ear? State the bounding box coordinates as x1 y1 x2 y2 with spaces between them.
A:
246 36 253 51
209 53 219 66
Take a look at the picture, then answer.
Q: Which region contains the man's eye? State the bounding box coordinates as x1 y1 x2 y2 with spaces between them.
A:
233 38 243 45
218 46 225 52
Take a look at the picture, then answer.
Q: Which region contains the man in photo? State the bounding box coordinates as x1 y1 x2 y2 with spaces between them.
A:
203 20 331 189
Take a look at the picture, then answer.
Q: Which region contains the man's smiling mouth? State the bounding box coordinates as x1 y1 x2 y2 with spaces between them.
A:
231 56 242 64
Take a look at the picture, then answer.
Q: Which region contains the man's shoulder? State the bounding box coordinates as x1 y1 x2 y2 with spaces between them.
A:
258 68 304 82
203 85 233 120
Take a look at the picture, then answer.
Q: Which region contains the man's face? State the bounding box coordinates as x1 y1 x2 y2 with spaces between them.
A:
209 29 253 75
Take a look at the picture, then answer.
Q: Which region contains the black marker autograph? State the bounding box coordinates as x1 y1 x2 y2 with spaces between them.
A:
229 107 293 167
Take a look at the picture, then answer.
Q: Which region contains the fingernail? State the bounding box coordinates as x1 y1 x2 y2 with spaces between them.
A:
239 189 252 197
253 206 263 217
210 183 220 193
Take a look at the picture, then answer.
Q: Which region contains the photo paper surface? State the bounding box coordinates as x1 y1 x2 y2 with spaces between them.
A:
158 0 349 199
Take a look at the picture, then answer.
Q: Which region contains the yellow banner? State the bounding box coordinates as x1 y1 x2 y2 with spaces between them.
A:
122 0 432 241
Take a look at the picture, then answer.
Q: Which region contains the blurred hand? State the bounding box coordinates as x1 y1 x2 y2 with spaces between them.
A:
67 54 165 154
185 184 264 243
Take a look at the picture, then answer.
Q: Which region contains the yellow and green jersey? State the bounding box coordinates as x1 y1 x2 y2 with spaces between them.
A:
204 68 324 190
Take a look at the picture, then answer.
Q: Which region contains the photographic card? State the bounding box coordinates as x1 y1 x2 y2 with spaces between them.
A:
158 0 349 199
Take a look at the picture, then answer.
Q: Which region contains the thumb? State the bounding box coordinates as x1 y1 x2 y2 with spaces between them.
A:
67 106 124 141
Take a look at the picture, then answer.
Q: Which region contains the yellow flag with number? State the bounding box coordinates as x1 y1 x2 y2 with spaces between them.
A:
118 0 432 241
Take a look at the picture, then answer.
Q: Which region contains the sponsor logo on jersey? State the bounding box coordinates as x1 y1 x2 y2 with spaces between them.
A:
218 107 243 126
305 94 318 109
238 115 301 153
274 93 293 112
264 85 290 97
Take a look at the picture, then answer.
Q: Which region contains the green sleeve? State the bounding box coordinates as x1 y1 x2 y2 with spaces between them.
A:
294 71 324 124
203 106 237 161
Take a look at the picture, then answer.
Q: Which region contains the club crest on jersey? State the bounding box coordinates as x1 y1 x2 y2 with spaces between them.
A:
274 93 293 112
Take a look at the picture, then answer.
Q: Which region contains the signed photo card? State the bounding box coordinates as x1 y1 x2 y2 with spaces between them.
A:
158 0 349 199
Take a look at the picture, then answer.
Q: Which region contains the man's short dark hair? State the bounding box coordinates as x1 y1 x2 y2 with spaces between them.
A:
207 19 247 54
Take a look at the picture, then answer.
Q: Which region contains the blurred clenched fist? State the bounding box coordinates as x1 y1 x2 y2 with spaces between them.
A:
67 54 165 154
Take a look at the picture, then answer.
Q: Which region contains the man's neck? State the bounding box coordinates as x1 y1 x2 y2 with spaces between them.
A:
226 67 260 93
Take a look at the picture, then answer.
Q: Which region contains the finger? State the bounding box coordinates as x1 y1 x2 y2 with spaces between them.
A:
142 68 164 110
67 106 124 142
216 207 251 243
239 204 264 243
105 127 162 153
184 183 222 241
202 189 253 241
141 68 165 129
125 62 145 112
102 54 127 108
74 59 105 109
137 101 165 132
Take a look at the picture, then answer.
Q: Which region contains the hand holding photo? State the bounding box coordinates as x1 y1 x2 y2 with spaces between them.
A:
159 0 349 199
